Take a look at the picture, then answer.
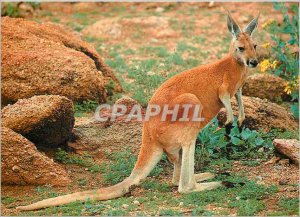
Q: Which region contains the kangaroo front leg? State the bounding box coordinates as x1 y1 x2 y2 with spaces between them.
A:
219 84 234 125
220 94 234 125
219 85 234 134
235 87 245 127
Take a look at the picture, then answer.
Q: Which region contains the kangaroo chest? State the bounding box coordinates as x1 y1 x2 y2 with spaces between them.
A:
228 67 249 97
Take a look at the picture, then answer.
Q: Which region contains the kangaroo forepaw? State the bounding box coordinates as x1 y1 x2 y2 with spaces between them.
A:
225 123 234 135
237 121 245 132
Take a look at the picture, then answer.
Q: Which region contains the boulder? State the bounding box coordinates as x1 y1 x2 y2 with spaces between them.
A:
1 17 121 106
1 127 70 186
69 121 142 154
243 74 289 102
2 95 74 147
217 96 298 131
115 95 140 114
273 139 299 165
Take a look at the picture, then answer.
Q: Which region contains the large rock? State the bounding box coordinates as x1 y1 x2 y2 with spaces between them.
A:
1 127 70 186
217 96 298 131
243 74 289 102
2 95 74 147
1 17 121 106
70 121 142 154
273 139 299 165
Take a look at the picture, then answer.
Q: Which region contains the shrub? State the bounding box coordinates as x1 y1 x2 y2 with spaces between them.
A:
195 118 274 169
74 100 98 116
261 3 299 118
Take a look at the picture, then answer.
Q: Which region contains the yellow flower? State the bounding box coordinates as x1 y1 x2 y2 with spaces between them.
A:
262 43 270 49
284 85 292 95
262 19 275 29
271 60 279 69
259 59 271 72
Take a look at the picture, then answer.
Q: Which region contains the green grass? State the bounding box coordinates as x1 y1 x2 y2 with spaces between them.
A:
229 199 265 216
2 196 16 205
105 42 203 105
100 149 164 185
54 148 102 173
267 197 299 216
159 209 182 216
74 100 98 117
72 12 90 26
13 148 296 216
140 180 171 192
277 197 299 215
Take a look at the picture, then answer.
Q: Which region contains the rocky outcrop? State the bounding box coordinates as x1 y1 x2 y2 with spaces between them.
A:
2 95 74 147
1 17 121 106
70 121 142 154
273 139 299 165
217 96 298 131
1 127 70 186
243 74 289 102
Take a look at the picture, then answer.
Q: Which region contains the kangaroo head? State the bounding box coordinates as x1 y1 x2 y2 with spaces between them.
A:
227 12 259 68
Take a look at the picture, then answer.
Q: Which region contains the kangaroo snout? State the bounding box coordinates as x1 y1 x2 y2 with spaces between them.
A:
246 59 258 68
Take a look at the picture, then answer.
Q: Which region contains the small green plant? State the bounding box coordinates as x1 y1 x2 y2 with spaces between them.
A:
240 160 260 167
36 186 58 199
2 3 20 17
101 149 163 185
141 180 171 192
196 118 272 166
229 199 265 216
262 3 299 118
83 203 105 215
78 178 87 186
74 100 98 116
54 148 101 173
159 209 182 216
276 197 299 215
191 207 206 216
1 196 16 205
105 79 116 97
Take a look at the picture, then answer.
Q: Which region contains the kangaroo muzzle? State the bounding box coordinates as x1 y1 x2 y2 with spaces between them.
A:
246 59 258 68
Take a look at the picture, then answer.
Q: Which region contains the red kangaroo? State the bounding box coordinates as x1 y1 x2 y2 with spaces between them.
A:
17 12 259 211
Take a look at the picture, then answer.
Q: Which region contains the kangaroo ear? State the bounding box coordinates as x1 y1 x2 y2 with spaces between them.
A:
244 13 260 36
227 12 241 38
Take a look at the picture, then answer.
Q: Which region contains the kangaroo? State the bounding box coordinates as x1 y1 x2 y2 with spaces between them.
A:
17 12 259 211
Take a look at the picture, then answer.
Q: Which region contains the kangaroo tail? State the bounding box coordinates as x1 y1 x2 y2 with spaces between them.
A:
16 141 163 211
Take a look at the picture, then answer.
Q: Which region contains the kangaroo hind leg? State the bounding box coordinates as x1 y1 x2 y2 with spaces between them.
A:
165 148 182 186
178 141 222 193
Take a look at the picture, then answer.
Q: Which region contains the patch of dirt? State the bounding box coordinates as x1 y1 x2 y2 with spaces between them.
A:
231 161 299 216
82 16 179 40
35 2 292 60
70 120 142 158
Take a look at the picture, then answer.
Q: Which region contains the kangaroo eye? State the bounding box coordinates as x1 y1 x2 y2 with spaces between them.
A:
254 45 257 49
238 47 245 52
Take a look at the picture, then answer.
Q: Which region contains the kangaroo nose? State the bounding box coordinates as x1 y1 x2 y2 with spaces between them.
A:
248 59 258 67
